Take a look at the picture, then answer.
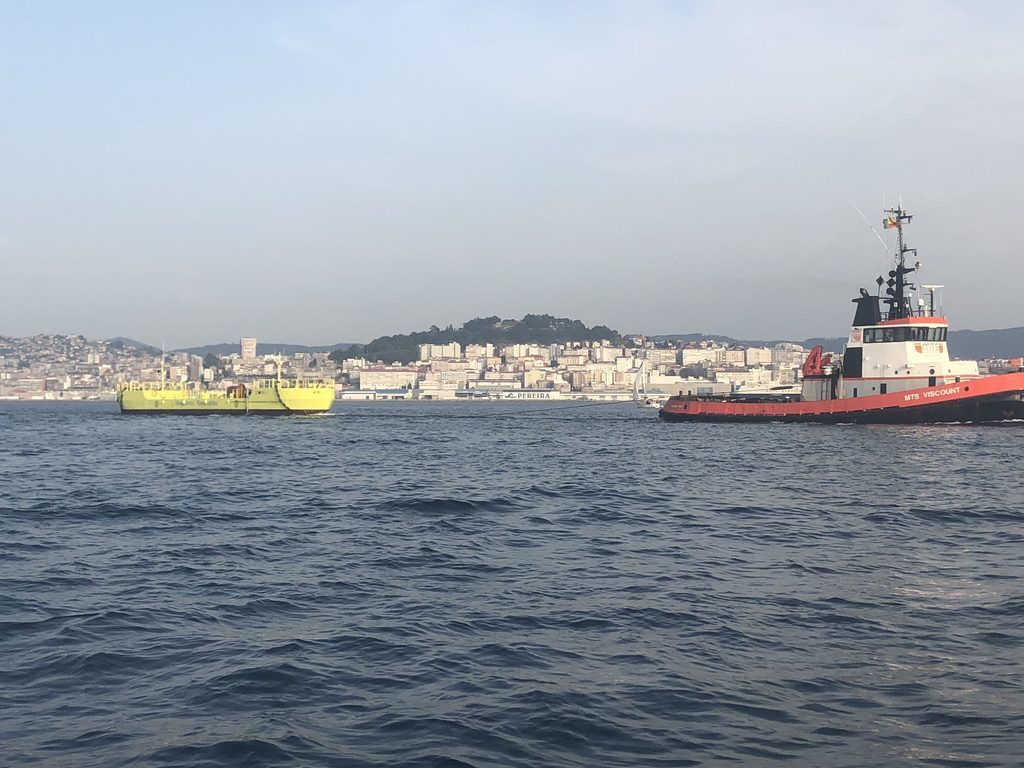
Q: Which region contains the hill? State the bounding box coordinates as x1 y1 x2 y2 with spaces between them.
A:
350 314 620 364
105 337 161 354
127 323 1024 363
651 327 1024 360
947 327 1024 360
651 333 846 351
176 342 356 357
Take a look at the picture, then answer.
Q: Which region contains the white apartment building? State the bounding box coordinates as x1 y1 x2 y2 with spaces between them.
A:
584 362 617 389
682 347 719 366
422 370 470 390
514 356 550 372
776 367 799 385
745 347 773 366
524 369 560 389
418 342 462 360
559 352 590 366
614 368 642 389
359 367 421 390
464 343 494 359
428 359 484 374
647 372 676 389
713 367 773 388
644 348 680 366
468 373 521 391
591 345 625 363
771 343 808 371
502 343 551 361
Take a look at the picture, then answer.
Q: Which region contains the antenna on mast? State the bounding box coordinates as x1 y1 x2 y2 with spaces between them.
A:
920 284 944 317
844 195 890 256
881 203 918 319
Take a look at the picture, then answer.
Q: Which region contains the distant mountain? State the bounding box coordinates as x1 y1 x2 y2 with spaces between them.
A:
176 342 357 357
801 337 846 353
649 332 739 345
650 327 1024 360
354 314 620 364
948 328 1024 360
651 333 845 351
105 324 1024 363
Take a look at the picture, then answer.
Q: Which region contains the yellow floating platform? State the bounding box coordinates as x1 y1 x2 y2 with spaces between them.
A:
118 377 334 415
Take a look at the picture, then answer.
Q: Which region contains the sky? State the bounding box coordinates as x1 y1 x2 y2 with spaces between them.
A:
2 1 1024 347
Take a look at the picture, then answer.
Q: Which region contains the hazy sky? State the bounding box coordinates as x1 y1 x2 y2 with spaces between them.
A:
3 1 1023 347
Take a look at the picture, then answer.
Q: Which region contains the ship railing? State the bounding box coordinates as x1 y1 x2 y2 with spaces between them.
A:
262 378 332 389
886 307 945 320
118 381 200 392
119 378 332 392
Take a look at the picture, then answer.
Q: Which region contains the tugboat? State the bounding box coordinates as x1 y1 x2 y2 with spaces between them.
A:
660 206 1024 423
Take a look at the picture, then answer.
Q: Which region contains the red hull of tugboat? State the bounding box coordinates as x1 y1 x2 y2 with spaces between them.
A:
659 372 1024 424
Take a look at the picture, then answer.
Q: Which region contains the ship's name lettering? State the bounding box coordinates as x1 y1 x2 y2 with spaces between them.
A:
904 386 960 402
505 392 552 399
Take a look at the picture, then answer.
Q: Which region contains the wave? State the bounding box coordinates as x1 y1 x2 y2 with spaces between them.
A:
3 402 1024 767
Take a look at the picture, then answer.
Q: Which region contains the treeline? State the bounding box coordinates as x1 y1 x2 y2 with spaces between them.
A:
332 314 621 364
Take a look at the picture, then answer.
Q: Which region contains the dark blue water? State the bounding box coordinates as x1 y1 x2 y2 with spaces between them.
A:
1 402 1022 767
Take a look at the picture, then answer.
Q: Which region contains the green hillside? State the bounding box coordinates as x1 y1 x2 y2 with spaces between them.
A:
342 315 620 364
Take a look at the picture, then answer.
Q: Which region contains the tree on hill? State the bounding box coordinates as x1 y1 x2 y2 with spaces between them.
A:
351 314 621 364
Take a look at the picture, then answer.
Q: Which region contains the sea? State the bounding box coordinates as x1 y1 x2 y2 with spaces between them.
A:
1 401 1022 768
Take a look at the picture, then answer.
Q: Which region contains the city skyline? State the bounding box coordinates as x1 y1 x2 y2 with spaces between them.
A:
5 327 1022 405
4 2 1024 348
9 308 1024 354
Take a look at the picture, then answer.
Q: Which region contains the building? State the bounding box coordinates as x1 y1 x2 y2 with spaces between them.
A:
418 342 462 361
682 347 719 366
464 343 495 359
187 355 203 382
645 348 680 367
771 343 807 372
241 337 257 360
745 347 773 367
359 366 421 391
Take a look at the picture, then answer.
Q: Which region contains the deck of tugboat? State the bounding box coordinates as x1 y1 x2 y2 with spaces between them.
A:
714 393 801 403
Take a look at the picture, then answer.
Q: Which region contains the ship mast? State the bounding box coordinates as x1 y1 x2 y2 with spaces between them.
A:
881 205 918 320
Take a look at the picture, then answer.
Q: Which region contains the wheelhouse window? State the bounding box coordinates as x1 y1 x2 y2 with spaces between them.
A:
863 326 947 343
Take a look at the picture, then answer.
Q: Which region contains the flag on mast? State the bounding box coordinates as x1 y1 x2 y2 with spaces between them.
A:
883 216 900 229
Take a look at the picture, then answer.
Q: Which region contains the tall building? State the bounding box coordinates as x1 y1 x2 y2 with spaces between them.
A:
187 355 204 382
241 337 257 359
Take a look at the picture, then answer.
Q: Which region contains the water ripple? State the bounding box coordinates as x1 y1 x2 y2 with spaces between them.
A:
1 401 1023 767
